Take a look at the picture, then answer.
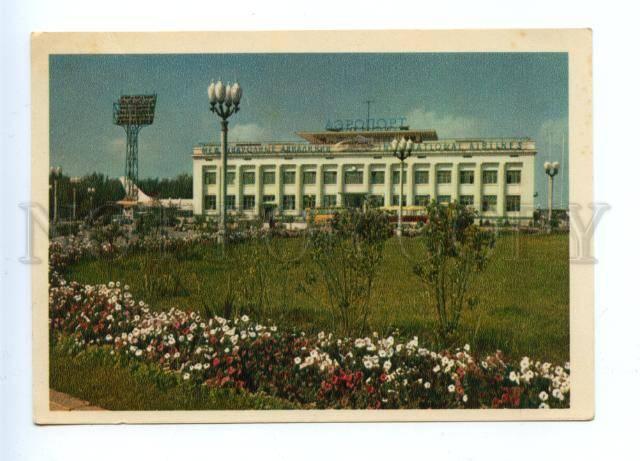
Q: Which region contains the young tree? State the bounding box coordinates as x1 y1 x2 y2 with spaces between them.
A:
413 201 495 343
309 208 389 336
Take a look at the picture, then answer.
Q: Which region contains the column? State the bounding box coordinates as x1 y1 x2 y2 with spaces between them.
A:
497 162 506 217
337 164 344 207
474 162 482 213
254 165 262 217
316 164 324 208
275 164 282 215
217 160 223 215
429 163 436 203
363 163 371 196
236 166 243 212
295 164 303 215
451 162 459 202
406 161 415 206
384 163 393 207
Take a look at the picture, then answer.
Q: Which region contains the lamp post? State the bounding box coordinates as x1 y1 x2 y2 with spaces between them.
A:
50 166 62 223
391 137 413 236
207 79 242 244
70 176 80 221
87 187 96 220
543 161 560 231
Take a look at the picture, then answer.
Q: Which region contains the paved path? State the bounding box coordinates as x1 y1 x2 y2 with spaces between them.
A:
49 389 106 411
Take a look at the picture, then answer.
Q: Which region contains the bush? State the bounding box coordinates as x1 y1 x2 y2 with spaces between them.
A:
309 208 390 336
413 201 495 344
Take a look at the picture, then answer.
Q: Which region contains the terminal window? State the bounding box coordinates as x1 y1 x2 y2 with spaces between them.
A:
303 195 316 208
506 195 521 212
204 194 217 210
263 195 276 203
283 171 296 184
437 171 452 184
393 170 407 184
283 194 296 210
482 170 498 184
303 171 317 185
204 170 216 185
460 171 474 184
243 195 255 210
345 170 364 184
323 171 337 184
415 194 431 206
392 194 407 206
242 171 255 185
370 170 385 184
226 171 236 185
506 170 521 184
262 171 276 184
437 195 451 204
323 194 337 207
414 170 429 184
482 195 497 212
225 195 236 210
460 195 474 206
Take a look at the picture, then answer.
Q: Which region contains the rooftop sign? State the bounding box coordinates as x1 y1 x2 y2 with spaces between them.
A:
325 117 408 131
197 138 535 156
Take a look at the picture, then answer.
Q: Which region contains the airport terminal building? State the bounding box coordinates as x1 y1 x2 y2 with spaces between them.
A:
192 126 536 222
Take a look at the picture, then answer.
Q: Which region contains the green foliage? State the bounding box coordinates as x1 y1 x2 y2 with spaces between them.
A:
308 208 390 336
413 201 495 344
68 233 570 363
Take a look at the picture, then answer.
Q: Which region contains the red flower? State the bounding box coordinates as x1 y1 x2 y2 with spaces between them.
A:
212 357 220 367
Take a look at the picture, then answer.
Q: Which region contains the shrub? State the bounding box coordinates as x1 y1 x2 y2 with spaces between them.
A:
309 208 389 336
413 201 495 344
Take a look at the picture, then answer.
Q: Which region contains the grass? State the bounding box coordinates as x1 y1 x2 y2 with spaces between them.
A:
50 340 298 410
66 232 569 363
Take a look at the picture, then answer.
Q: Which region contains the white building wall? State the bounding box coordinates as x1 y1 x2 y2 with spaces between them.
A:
192 140 537 222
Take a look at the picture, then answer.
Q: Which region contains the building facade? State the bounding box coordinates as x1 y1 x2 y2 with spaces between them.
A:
192 128 536 222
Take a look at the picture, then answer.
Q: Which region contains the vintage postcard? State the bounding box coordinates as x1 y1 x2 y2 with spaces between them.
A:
31 29 593 423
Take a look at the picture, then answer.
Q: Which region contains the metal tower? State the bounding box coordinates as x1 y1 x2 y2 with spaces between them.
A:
113 94 157 201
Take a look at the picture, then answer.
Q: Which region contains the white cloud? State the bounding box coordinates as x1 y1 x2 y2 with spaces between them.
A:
228 123 270 142
404 108 490 139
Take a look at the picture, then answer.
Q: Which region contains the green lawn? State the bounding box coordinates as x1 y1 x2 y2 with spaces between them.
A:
66 232 569 363
50 341 298 410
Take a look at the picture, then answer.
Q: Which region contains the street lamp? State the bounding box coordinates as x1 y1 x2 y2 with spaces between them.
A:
391 137 413 236
87 187 96 219
70 177 80 221
543 161 560 231
50 166 62 222
207 79 242 244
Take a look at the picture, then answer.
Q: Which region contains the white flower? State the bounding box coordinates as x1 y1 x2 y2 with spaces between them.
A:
448 384 456 393
383 360 392 372
463 344 470 352
424 382 431 389
135 349 142 357
539 391 549 401
463 395 468 403
363 359 373 369
539 403 549 409
378 350 387 358
294 357 302 365
318 331 325 340
433 365 441 373
194 363 203 371
241 315 249 322
183 373 190 380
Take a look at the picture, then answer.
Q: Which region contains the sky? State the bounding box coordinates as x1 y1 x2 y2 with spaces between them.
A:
50 53 568 207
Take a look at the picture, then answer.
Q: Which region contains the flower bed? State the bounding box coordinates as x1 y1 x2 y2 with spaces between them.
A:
48 233 570 410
